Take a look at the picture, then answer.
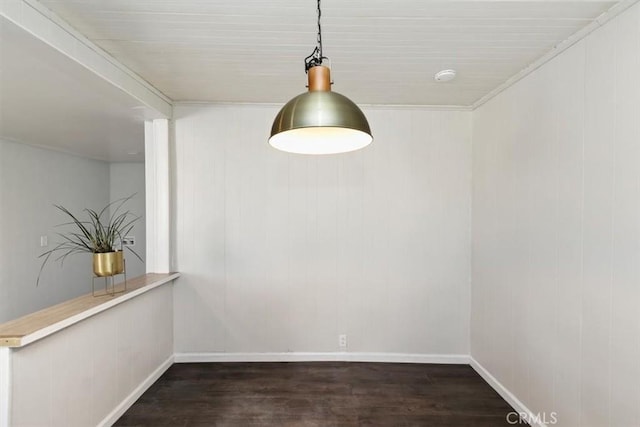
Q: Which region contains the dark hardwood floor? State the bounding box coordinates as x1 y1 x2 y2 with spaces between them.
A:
115 362 525 426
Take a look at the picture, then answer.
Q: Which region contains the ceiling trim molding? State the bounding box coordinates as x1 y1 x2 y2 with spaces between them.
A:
471 0 640 110
0 0 173 118
174 101 472 112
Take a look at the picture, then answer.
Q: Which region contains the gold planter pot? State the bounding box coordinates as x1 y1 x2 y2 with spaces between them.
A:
93 251 124 277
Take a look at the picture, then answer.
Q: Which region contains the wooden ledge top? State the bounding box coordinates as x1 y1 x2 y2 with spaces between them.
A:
0 273 180 348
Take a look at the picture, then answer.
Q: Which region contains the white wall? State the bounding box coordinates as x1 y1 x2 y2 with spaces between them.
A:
172 104 472 357
0 141 147 324
471 3 640 427
109 162 146 279
0 139 109 323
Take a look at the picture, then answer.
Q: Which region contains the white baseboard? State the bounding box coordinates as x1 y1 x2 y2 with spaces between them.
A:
97 354 174 427
174 352 470 364
470 357 547 427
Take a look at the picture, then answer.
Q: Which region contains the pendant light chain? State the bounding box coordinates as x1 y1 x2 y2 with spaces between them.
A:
316 0 323 61
304 0 327 72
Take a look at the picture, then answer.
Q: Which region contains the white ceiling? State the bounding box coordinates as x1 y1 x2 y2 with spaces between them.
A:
0 0 628 161
0 16 149 162
37 0 620 106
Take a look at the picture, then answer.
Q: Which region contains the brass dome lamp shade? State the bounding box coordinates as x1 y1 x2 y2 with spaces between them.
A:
269 0 372 155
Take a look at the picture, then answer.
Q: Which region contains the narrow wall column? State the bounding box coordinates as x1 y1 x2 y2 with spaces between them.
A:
145 119 171 273
0 347 11 427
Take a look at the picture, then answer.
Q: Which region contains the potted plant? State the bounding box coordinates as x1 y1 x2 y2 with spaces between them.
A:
37 195 143 286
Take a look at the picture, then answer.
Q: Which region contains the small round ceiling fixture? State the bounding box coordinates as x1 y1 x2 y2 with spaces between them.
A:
435 69 457 82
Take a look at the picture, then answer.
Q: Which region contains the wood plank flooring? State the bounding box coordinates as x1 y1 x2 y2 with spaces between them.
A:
115 362 525 426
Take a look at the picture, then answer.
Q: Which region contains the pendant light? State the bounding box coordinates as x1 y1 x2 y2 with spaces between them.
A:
269 0 372 155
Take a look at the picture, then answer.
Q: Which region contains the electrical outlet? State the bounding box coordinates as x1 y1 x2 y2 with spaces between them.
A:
40 235 48 247
122 236 135 246
339 334 347 349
